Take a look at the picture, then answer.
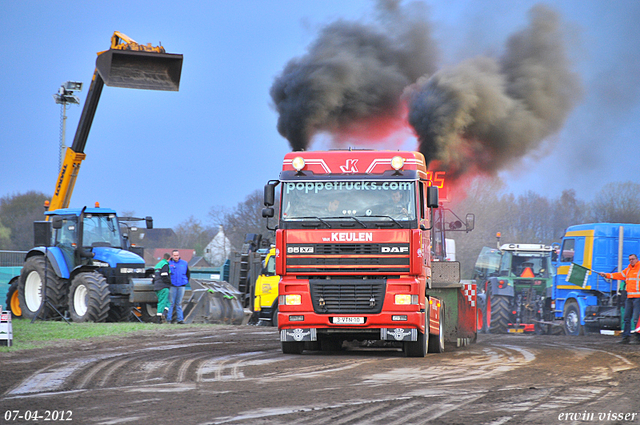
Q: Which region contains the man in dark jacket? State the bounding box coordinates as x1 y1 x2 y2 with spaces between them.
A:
168 249 190 324
153 253 172 323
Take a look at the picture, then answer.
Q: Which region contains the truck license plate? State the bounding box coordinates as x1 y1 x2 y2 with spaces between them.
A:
333 317 364 324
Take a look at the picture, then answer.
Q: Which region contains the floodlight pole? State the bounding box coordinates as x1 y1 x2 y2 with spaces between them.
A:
59 102 67 171
53 81 83 172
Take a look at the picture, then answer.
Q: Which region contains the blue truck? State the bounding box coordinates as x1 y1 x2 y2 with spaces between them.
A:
547 223 640 335
476 223 639 336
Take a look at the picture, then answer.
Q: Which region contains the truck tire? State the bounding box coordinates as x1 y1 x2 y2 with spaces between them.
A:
282 341 304 354
18 256 68 320
68 272 110 323
488 295 510 334
6 278 22 318
563 301 584 336
405 307 429 357
271 304 279 327
428 304 445 353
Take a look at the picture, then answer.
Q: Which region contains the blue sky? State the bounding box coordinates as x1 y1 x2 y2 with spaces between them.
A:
1 1 639 228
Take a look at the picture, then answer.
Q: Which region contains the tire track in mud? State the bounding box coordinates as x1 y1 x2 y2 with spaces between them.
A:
4 344 282 397
204 341 637 425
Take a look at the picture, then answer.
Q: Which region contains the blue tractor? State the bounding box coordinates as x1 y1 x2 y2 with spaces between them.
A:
18 207 157 322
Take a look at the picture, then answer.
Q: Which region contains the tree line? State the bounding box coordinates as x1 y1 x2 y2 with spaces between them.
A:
0 190 275 263
449 180 640 278
2 180 639 276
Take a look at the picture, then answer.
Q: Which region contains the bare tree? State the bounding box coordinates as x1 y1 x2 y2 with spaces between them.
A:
173 216 215 256
221 190 276 251
591 181 640 223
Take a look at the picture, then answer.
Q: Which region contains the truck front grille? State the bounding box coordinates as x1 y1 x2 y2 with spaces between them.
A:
286 243 410 274
309 279 386 314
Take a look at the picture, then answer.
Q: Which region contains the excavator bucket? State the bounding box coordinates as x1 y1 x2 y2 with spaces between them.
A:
95 49 183 91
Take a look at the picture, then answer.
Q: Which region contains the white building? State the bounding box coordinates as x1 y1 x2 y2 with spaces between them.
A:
204 226 233 266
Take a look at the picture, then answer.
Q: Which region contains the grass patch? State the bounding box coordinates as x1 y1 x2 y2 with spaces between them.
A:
0 319 158 352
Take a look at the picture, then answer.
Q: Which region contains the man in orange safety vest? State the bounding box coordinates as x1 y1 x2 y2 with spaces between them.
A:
599 254 640 344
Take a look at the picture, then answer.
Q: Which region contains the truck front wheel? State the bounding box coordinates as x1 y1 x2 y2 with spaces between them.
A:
563 301 584 336
405 307 429 357
68 272 110 323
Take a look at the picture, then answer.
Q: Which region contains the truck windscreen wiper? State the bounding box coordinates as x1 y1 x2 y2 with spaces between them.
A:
295 217 332 228
330 216 367 228
366 215 403 228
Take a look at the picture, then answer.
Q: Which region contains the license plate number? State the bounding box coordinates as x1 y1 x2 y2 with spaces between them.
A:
333 317 364 324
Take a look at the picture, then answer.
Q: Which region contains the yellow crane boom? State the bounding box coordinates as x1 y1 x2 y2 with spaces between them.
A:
48 32 183 213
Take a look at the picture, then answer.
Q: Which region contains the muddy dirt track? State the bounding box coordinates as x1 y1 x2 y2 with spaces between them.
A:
2 326 640 425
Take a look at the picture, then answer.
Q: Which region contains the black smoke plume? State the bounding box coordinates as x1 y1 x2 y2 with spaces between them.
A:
270 0 438 150
407 5 582 181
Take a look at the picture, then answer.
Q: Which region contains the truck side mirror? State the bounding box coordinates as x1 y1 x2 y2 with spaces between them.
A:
145 216 153 229
262 207 275 218
466 213 475 232
426 186 439 208
264 182 276 207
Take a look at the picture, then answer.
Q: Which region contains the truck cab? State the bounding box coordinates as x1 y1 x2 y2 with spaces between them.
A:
552 223 640 335
263 150 477 356
253 247 279 326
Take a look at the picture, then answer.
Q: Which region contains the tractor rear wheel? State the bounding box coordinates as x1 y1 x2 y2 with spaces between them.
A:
488 295 510 334
68 272 110 323
6 278 22 318
18 256 68 320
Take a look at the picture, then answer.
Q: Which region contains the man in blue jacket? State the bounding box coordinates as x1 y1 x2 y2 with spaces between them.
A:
167 249 190 324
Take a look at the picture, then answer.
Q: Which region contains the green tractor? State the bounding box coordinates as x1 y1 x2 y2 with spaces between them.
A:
475 242 556 334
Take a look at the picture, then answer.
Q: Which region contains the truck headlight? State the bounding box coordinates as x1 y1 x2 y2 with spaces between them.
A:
395 294 418 305
280 294 302 305
92 260 110 268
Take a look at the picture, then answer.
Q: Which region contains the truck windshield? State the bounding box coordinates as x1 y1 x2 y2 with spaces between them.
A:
280 181 416 223
83 214 122 248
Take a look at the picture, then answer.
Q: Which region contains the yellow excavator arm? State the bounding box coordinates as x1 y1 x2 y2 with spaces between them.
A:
47 32 182 214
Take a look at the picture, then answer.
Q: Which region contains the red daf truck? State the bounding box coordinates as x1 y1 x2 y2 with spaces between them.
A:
262 150 476 357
